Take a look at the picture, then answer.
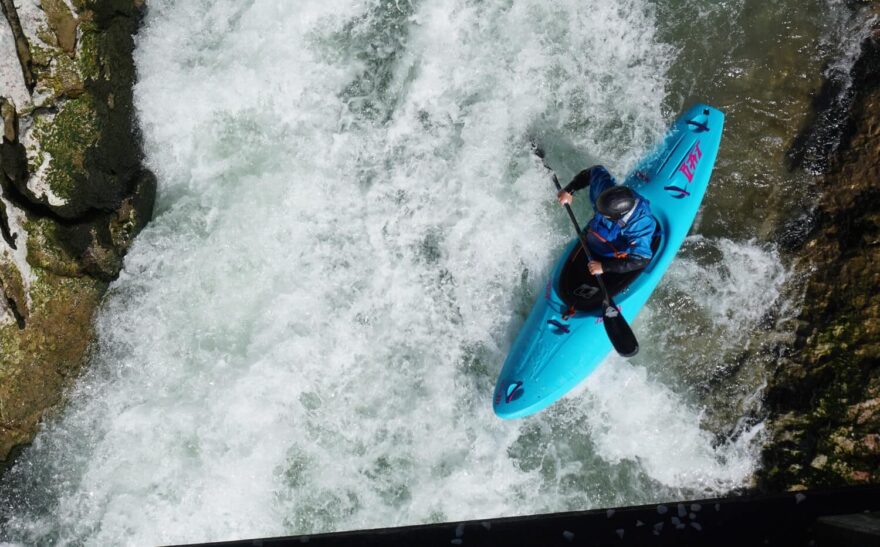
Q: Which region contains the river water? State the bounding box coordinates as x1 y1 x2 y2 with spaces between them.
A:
0 0 873 544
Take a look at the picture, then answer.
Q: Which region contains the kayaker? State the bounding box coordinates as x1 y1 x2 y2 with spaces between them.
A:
556 166 657 276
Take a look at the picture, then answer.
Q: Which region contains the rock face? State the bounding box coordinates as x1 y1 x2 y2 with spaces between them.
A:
0 0 155 467
758 20 880 491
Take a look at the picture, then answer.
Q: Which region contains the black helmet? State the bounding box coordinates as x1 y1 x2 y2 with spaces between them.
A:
596 186 636 220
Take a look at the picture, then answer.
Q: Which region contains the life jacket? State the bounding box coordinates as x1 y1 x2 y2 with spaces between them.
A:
586 195 657 260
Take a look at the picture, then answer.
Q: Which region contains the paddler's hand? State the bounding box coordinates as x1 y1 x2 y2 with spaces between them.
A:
557 190 573 206
588 260 604 275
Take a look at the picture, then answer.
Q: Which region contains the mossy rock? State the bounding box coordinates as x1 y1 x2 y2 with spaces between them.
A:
758 31 880 492
0 259 28 327
24 95 98 210
39 51 85 100
23 217 85 277
0 268 105 464
76 26 102 83
20 91 137 218
109 169 157 250
41 0 79 55
82 0 138 22
10 0 144 220
0 0 156 472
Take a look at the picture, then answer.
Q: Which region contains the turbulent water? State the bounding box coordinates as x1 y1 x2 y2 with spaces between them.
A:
0 0 873 544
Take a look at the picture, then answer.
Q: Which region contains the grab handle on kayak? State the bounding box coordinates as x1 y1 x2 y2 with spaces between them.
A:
547 319 570 333
687 120 710 132
505 381 524 403
664 185 691 198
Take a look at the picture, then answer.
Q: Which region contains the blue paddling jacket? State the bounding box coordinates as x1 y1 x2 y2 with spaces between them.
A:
563 166 657 273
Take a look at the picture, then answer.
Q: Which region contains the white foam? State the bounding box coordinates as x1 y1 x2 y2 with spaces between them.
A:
591 359 759 489
654 236 789 347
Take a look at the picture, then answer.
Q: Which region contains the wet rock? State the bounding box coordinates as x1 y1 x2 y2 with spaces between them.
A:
849 470 871 482
862 434 880 454
848 397 880 424
0 0 35 91
1 98 15 141
758 14 880 492
0 0 154 469
41 0 78 56
0 271 104 464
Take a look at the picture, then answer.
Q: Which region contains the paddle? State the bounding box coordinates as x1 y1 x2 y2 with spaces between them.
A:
532 144 639 358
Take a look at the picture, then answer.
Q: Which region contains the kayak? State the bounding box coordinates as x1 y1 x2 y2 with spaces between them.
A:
493 104 724 419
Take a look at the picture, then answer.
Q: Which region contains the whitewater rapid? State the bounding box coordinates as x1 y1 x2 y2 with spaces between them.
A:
1 0 803 544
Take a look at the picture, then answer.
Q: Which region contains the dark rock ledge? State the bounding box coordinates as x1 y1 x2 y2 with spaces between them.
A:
758 9 880 491
0 0 155 469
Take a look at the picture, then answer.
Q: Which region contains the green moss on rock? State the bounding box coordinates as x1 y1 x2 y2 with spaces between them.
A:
41 0 78 55
0 259 28 324
0 267 104 462
758 26 880 492
27 43 54 69
76 26 101 82
45 53 85 99
0 0 155 469
35 94 99 204
23 217 84 277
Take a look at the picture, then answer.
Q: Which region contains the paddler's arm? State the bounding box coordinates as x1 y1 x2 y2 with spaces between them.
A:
556 166 603 205
593 255 651 274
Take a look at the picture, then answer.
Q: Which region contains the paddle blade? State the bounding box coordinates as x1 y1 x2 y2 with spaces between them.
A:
603 304 639 357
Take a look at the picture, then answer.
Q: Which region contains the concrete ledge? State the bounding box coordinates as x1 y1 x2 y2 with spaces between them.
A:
182 485 880 547
816 511 880 547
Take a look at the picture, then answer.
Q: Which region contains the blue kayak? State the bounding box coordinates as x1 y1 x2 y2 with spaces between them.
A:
493 104 725 419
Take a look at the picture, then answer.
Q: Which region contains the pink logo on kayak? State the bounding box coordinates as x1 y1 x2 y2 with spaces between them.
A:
677 140 703 183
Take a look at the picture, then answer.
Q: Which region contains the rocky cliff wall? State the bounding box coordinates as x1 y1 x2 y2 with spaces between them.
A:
759 12 880 490
0 0 154 467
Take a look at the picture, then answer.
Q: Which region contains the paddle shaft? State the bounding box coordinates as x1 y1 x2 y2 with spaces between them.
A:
549 173 613 306
533 146 639 357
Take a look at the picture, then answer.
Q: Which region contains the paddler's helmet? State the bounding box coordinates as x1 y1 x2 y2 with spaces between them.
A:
596 186 636 221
